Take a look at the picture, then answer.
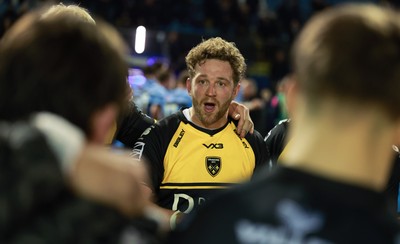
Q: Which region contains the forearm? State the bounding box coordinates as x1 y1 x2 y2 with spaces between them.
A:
144 201 186 232
31 112 149 217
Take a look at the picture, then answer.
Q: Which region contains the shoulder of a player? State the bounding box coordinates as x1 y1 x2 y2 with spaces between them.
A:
1 120 61 171
272 119 290 132
138 111 184 140
120 102 155 126
264 119 291 142
225 120 265 147
155 110 185 128
245 129 266 145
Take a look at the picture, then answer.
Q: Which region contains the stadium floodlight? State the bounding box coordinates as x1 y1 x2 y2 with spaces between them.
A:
135 26 146 54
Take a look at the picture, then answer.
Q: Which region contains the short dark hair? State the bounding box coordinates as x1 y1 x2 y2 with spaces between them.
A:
0 10 129 135
292 4 400 119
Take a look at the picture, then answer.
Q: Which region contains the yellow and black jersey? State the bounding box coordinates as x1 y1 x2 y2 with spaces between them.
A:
132 109 268 213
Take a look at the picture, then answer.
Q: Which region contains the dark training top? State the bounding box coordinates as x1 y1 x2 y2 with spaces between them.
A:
168 166 400 244
265 119 400 214
132 109 268 214
0 121 161 244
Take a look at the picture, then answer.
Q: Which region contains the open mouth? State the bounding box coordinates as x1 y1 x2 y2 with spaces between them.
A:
204 102 216 113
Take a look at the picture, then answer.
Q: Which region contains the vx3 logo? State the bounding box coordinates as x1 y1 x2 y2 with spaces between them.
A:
202 143 224 149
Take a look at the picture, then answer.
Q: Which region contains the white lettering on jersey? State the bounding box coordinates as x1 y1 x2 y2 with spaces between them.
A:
235 199 331 244
198 197 206 205
172 193 195 213
130 142 145 160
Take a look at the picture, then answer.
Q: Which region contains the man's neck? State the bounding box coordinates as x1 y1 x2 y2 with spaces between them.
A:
281 106 396 191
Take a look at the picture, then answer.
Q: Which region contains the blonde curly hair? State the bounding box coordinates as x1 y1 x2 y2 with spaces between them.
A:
185 37 246 85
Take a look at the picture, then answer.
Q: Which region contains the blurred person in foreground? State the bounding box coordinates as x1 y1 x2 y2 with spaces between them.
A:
132 37 268 230
168 4 400 243
0 5 166 243
264 75 400 215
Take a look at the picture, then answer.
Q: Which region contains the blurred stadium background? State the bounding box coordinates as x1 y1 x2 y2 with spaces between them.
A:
0 0 394 135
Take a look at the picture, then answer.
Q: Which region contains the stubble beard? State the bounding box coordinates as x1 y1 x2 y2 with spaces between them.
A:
192 98 232 128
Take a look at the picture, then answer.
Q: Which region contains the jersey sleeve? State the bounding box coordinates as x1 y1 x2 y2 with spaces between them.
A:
246 130 268 171
115 102 156 148
131 124 165 192
131 114 181 193
264 119 290 165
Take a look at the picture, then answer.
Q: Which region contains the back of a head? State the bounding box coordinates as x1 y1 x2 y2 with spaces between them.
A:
0 7 129 135
185 37 246 85
41 3 96 24
241 77 258 99
157 69 173 87
177 69 189 87
142 61 163 78
292 4 400 119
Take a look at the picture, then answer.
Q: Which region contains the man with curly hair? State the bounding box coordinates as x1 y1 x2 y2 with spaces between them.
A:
168 4 400 243
132 37 268 230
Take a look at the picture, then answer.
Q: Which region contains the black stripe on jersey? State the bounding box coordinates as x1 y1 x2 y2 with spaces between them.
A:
160 182 237 187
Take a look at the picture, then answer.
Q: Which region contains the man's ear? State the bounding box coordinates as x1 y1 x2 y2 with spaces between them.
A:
104 121 117 145
393 119 400 148
285 74 298 117
186 78 192 95
233 82 241 98
90 104 118 144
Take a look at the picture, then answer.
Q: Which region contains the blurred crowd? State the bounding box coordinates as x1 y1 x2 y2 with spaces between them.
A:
0 0 397 135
